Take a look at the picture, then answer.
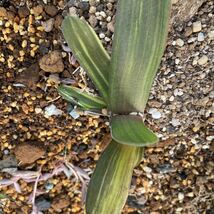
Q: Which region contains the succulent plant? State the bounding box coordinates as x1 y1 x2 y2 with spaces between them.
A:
59 0 171 213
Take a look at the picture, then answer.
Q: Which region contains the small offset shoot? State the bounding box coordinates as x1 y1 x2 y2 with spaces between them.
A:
58 85 106 110
59 0 171 213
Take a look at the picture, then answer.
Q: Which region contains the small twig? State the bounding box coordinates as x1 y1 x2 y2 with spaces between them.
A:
47 96 61 103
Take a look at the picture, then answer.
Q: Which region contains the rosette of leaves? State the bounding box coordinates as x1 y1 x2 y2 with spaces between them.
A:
58 0 171 213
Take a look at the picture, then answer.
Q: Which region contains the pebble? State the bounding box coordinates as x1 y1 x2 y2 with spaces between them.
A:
208 30 214 40
35 107 43 114
52 196 70 211
171 118 181 127
44 5 58 17
188 37 197 43
44 104 63 117
31 5 43 16
175 58 180 65
35 197 51 211
0 7 7 17
16 63 40 89
89 6 96 14
198 55 208 65
18 6 30 18
209 91 214 99
206 136 214 141
192 21 202 33
100 11 106 18
142 166 152 174
69 109 80 119
197 32 205 41
0 156 17 170
42 18 55 32
176 38 184 47
45 182 54 190
173 89 183 96
99 33 105 39
89 15 97 27
107 21 114 32
184 27 192 37
14 142 45 165
148 108 162 119
169 96 174 102
69 7 77 16
178 192 184 201
39 51 64 73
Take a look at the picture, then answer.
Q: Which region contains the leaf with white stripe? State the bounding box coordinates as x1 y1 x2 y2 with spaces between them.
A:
86 140 144 214
109 0 171 113
58 85 106 110
62 16 110 101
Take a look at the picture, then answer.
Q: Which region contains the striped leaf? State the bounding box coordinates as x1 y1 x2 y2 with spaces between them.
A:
111 115 158 147
62 16 110 101
58 85 106 110
109 0 171 114
86 140 144 214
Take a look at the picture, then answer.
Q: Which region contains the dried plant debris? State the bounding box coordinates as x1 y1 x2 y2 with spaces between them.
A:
0 0 213 213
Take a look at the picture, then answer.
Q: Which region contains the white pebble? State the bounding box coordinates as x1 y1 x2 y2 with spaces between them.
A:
106 16 111 22
188 37 197 43
198 55 208 65
176 38 184 47
142 166 152 173
175 58 180 65
174 89 183 96
206 136 214 141
69 109 80 119
171 118 181 127
35 107 43 114
99 11 106 18
148 108 162 119
178 192 184 201
99 33 105 39
192 21 202 33
44 104 63 117
169 96 174 102
104 37 111 42
197 32 205 41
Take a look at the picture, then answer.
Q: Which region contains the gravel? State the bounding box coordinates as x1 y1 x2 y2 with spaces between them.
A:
0 0 213 213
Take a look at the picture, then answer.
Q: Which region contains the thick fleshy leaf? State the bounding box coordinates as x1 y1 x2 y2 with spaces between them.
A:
109 0 171 113
58 85 106 110
111 115 158 147
86 140 143 214
62 16 110 101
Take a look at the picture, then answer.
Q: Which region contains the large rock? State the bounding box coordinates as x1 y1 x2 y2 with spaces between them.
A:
171 0 206 26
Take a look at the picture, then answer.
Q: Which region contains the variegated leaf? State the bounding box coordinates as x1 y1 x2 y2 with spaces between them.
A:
58 85 106 110
62 16 110 101
86 140 144 214
111 115 158 147
109 0 171 113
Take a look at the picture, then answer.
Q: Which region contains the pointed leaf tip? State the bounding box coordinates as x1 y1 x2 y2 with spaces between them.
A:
62 16 110 101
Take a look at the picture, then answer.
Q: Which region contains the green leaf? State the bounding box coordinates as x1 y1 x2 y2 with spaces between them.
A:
86 140 143 214
109 0 171 114
58 85 106 110
111 115 158 147
62 16 110 101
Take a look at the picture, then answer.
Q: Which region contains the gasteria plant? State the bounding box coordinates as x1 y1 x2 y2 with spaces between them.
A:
58 0 171 213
